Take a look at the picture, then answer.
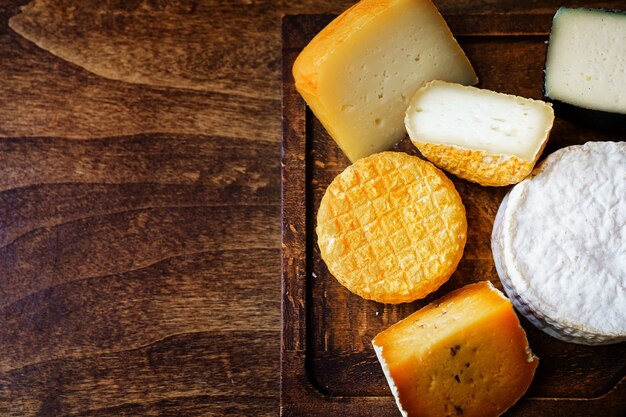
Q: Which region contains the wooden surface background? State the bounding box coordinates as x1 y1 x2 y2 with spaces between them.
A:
0 1 622 416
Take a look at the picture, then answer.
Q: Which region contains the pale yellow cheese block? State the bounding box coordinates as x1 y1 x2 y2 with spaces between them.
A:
293 0 478 163
316 152 466 304
373 281 538 417
406 81 554 186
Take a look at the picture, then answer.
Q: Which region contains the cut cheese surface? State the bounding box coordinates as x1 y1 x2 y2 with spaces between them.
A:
373 281 538 417
316 152 466 304
293 0 478 162
491 142 626 345
407 81 553 161
405 81 554 186
544 8 626 114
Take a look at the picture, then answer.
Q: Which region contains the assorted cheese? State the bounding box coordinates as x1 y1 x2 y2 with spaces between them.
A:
405 81 554 186
544 7 626 131
293 0 477 162
373 281 538 417
491 142 626 345
316 152 466 304
298 1 625 411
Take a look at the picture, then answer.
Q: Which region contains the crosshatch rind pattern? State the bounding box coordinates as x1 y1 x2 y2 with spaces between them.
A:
316 151 466 304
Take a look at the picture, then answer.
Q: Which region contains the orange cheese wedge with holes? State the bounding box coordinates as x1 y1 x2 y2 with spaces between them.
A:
373 281 538 417
293 0 477 162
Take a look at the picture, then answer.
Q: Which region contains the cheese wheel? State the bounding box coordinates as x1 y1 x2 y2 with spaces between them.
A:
373 281 538 417
405 81 554 186
491 141 626 345
293 0 477 162
316 152 466 304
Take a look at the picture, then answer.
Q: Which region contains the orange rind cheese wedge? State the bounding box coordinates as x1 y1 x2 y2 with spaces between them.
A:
316 152 466 304
373 281 538 417
293 0 477 162
405 81 554 186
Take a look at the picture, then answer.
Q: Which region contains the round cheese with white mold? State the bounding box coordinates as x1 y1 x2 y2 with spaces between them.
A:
491 141 626 345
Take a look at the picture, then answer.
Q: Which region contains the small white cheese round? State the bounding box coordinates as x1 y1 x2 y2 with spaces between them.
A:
491 141 626 345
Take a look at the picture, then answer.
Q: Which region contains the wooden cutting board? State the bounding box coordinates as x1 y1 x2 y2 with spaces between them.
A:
281 12 625 417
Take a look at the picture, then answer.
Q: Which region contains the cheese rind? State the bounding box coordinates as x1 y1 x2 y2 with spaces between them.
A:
373 343 408 417
405 81 554 186
316 152 467 304
491 142 626 345
544 8 626 131
373 281 538 417
293 0 478 162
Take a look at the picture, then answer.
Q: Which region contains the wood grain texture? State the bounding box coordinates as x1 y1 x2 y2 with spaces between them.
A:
1 331 278 416
1 0 286 413
0 30 280 140
7 0 358 99
282 8 626 417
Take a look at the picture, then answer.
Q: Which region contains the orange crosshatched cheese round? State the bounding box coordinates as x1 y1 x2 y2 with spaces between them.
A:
316 152 467 304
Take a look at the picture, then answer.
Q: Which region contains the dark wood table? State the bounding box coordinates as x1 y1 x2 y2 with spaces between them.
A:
0 1 623 416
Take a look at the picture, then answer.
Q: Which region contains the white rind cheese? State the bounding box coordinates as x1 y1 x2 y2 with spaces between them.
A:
293 0 478 162
544 7 626 114
372 343 408 417
491 141 626 345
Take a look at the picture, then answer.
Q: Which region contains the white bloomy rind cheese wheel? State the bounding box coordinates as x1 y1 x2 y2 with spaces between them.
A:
405 81 554 186
491 141 626 345
293 0 477 163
